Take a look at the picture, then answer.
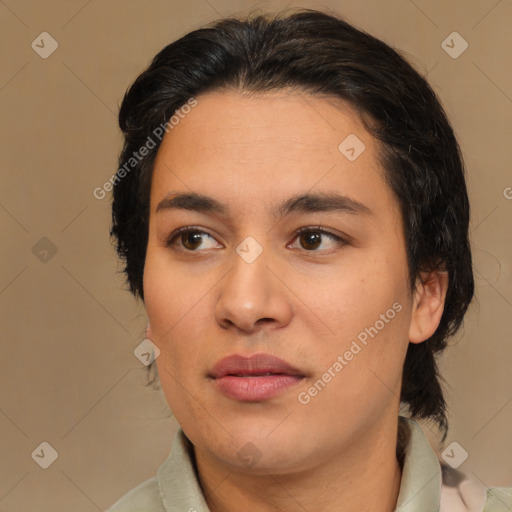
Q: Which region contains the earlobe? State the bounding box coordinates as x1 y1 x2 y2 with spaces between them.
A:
146 321 153 340
408 270 449 344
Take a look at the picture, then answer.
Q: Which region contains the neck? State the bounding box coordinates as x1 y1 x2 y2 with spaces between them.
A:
193 416 404 512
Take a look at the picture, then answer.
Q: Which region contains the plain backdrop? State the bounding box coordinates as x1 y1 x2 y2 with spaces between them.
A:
0 0 511 510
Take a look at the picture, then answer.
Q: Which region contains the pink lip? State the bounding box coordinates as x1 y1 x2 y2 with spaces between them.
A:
209 353 305 401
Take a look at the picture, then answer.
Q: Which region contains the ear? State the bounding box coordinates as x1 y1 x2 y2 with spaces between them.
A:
146 321 154 341
408 269 449 343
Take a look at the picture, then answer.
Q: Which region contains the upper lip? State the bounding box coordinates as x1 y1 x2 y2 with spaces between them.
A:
209 353 305 378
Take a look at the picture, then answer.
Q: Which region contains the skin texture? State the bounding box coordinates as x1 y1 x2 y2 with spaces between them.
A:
144 90 448 512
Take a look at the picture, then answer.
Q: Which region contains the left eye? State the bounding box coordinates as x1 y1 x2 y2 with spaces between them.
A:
288 228 346 252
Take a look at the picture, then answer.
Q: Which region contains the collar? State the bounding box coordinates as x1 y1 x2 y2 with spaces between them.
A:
395 416 442 511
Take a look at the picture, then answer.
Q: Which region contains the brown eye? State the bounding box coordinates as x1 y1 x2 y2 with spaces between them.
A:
166 227 221 251
181 231 204 250
289 227 347 252
299 231 322 250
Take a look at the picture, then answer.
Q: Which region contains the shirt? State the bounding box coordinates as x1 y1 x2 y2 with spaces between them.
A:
105 416 512 511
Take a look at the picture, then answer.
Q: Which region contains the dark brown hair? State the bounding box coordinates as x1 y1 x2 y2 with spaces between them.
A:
111 9 474 439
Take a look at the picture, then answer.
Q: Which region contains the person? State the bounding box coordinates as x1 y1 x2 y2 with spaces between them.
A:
106 8 511 512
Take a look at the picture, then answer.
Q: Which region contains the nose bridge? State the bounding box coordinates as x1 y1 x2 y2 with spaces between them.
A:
215 235 291 331
227 235 272 307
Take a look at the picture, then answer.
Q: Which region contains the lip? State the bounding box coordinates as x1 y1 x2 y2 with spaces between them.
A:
209 353 305 401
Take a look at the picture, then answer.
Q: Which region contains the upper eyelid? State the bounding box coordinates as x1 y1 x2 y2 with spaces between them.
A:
293 226 342 238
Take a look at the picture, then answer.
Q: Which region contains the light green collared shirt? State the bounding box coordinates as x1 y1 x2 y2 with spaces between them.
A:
106 416 511 512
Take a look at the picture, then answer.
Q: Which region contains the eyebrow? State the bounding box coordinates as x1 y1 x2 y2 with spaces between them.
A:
155 191 373 218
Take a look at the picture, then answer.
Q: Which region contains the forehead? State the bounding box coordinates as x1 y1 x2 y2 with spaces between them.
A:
156 89 372 159
150 90 397 221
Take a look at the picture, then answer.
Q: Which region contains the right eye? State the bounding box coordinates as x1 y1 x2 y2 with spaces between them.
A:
165 227 223 252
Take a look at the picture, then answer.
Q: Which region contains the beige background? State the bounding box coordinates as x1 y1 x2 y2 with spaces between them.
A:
0 0 511 510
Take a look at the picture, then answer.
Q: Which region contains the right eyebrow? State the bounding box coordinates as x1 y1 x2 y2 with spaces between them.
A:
156 193 227 215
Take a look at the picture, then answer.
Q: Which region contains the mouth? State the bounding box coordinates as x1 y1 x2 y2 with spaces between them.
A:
225 372 291 377
209 353 305 401
209 353 305 379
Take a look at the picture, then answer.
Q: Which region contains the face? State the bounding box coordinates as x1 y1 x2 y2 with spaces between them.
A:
143 90 433 474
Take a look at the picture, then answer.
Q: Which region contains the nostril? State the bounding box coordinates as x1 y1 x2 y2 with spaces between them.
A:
256 318 274 324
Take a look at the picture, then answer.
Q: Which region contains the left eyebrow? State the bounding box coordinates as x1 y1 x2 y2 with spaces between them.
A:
155 191 373 218
276 192 373 217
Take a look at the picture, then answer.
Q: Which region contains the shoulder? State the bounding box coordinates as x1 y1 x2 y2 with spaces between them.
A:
104 477 164 512
483 487 512 511
440 462 512 512
104 427 207 512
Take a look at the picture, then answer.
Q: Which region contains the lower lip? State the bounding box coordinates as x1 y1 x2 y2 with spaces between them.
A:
212 374 304 401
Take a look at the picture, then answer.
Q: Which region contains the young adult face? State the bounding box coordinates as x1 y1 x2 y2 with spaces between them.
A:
143 89 447 475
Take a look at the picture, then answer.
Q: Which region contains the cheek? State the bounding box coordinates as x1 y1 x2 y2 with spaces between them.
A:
309 256 412 398
143 252 216 375
320 254 410 336
144 250 201 332
306 273 410 421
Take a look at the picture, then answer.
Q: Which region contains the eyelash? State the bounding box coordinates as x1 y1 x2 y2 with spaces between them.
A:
165 225 348 253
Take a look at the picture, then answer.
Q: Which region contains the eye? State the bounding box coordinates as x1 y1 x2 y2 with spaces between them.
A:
165 226 348 253
166 227 222 251
288 227 347 252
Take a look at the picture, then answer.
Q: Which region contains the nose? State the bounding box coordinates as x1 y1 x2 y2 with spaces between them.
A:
215 243 293 334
